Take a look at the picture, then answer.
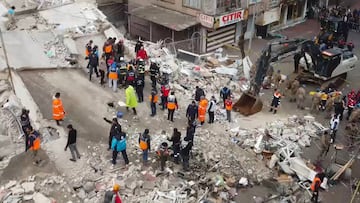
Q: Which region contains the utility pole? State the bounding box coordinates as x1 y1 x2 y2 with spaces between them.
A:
248 0 258 51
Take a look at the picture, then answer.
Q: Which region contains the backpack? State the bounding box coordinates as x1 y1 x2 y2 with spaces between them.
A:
110 62 117 72
139 134 148 150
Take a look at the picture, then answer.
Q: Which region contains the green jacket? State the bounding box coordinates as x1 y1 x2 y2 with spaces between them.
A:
125 85 138 108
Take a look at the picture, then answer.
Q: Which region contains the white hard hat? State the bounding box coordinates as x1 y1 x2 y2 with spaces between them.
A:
120 57 124 61
139 59 144 62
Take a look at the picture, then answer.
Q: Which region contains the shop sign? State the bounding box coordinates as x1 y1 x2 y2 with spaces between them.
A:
198 13 214 28
214 9 248 29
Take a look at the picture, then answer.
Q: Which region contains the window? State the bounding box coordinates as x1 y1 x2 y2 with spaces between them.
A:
269 0 280 8
216 0 241 14
183 0 201 9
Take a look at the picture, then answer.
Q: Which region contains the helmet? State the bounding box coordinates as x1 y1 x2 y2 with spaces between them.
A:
113 184 120 191
138 59 144 62
120 57 124 61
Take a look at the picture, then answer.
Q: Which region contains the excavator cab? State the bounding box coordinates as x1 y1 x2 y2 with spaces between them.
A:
233 93 263 116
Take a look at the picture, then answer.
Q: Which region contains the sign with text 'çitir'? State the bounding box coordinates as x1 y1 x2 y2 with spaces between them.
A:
214 9 248 29
198 13 214 28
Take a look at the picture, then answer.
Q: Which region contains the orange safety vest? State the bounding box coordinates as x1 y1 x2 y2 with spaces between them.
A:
104 44 112 54
167 96 176 110
225 99 233 111
310 177 321 192
149 95 158 103
109 72 118 80
29 134 40 151
52 98 65 120
198 99 208 122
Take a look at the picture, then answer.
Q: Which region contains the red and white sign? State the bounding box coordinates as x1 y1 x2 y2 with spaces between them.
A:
214 9 246 28
198 13 214 28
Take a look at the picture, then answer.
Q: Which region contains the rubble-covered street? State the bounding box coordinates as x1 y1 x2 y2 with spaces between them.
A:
0 0 359 203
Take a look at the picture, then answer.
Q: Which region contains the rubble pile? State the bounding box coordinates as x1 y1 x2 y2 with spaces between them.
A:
44 37 72 67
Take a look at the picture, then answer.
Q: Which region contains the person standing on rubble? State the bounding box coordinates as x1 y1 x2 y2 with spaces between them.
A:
136 46 148 61
104 184 123 203
181 138 193 171
85 40 93 70
225 95 233 122
185 120 196 142
114 39 124 62
317 131 331 160
125 84 138 115
103 37 113 63
167 92 178 122
139 129 151 166
296 85 306 110
111 127 129 166
347 90 356 120
104 117 122 151
269 89 281 114
26 126 41 165
330 114 340 143
149 88 158 116
149 59 159 88
208 96 216 124
135 39 143 54
20 108 31 152
64 124 81 162
88 46 100 81
135 76 144 103
168 128 181 164
195 86 205 102
108 57 118 92
310 173 325 203
220 86 231 108
273 70 282 89
319 92 328 111
160 84 170 110
6 6 15 30
198 96 208 125
126 66 136 87
186 101 198 124
157 142 169 171
98 54 107 85
334 96 346 120
118 57 127 88
52 92 65 126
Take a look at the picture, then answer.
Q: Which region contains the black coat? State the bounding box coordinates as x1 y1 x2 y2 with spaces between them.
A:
184 126 195 142
186 104 198 119
195 88 205 101
181 141 193 157
89 53 99 67
168 131 181 146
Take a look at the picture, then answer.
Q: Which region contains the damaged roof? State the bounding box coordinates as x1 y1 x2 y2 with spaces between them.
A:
130 5 199 31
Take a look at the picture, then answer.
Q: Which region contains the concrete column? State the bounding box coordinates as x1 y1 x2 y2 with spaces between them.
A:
200 27 207 54
303 0 308 19
283 5 288 26
149 22 153 42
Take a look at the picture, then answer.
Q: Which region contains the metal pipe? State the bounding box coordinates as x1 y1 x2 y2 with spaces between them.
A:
0 28 15 93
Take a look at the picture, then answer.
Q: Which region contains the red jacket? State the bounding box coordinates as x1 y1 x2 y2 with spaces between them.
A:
348 92 356 107
161 86 170 97
136 49 148 60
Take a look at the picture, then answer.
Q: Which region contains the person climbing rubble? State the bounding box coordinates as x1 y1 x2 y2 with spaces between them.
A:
220 86 231 108
208 96 216 124
269 89 281 114
125 84 138 115
135 76 144 103
160 84 170 110
104 117 122 151
139 129 151 166
347 90 356 120
26 126 41 165
330 114 340 143
157 142 169 171
296 85 306 110
104 184 122 203
310 173 325 203
118 57 127 88
52 92 65 126
149 88 158 117
167 92 178 122
108 56 118 92
168 128 181 164
186 101 198 124
20 108 31 152
225 95 233 122
111 127 129 166
198 96 208 125
194 86 205 102
149 59 160 88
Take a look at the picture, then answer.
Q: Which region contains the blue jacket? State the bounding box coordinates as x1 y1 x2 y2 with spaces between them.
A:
111 132 127 152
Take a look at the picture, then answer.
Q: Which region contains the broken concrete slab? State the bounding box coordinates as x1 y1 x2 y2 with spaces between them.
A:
33 192 52 203
63 38 79 55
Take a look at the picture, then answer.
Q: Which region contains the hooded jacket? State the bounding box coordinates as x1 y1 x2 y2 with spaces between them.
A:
126 85 138 108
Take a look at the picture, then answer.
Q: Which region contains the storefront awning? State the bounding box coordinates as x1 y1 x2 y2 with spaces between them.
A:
130 5 198 32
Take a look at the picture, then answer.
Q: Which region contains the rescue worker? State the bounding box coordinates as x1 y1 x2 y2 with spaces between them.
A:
135 76 144 103
330 114 340 143
220 86 231 108
160 84 170 110
319 92 328 111
98 54 107 85
157 142 169 171
64 124 81 162
85 40 93 69
167 92 178 122
310 173 325 203
108 57 118 92
289 79 300 102
118 57 127 88
52 92 65 126
334 96 346 120
149 88 158 116
198 96 208 125
207 96 216 124
181 138 193 171
103 117 122 151
225 95 233 122
347 90 356 120
296 85 306 110
168 128 181 164
134 39 143 54
26 126 41 165
88 48 100 81
6 6 15 30
114 39 124 62
318 131 331 160
103 184 122 203
269 89 281 114
186 101 198 124
103 37 113 63
137 59 146 81
126 66 136 86
125 84 138 115
149 59 159 87
139 129 151 165
20 108 31 152
184 121 196 142
194 86 205 102
136 46 148 60
311 92 322 113
273 70 282 89
111 127 129 166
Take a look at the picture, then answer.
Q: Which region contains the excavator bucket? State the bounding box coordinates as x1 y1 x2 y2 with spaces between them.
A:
233 93 263 116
